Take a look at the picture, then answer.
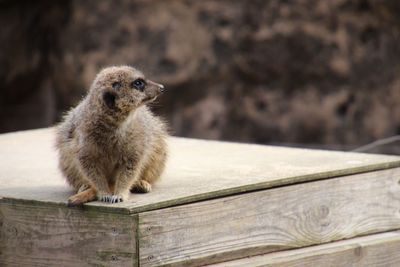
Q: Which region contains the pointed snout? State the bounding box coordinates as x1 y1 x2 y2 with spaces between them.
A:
159 84 165 93
147 80 165 93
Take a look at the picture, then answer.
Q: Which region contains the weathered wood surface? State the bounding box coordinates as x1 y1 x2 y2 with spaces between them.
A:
1 128 399 214
0 202 137 267
138 168 400 266
208 231 400 267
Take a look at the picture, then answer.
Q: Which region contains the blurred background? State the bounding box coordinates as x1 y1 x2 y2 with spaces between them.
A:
0 0 399 154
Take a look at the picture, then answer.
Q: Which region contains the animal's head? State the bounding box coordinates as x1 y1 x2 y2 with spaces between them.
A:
89 66 165 113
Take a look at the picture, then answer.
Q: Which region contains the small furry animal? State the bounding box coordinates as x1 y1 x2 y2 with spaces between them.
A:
56 66 168 206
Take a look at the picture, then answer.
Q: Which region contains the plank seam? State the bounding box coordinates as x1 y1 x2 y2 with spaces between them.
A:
136 165 400 214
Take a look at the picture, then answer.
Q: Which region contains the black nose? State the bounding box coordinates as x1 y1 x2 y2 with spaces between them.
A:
160 85 165 92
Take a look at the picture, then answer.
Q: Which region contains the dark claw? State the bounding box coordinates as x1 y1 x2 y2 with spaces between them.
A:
100 195 123 204
100 196 112 203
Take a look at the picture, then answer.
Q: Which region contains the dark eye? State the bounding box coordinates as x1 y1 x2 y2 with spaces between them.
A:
131 79 146 91
112 82 121 90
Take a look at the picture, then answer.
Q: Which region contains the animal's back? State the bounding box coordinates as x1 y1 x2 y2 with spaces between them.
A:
55 100 86 191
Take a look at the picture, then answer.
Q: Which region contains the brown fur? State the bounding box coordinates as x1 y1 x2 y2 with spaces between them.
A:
56 66 168 205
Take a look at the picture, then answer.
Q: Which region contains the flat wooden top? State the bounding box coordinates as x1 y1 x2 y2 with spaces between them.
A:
0 128 399 214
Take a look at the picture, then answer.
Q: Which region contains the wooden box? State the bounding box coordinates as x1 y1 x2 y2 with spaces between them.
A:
1 128 400 266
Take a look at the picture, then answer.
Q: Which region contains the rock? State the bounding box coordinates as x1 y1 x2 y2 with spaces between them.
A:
1 0 399 151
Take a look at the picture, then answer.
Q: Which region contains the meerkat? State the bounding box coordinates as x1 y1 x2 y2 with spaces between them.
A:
55 66 168 206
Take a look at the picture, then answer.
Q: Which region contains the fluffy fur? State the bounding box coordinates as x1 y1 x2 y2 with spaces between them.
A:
56 66 168 206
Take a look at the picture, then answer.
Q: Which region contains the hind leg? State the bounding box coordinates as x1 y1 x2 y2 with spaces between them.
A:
58 140 91 191
67 187 97 207
131 139 167 193
131 179 153 193
62 162 96 206
59 146 94 205
61 161 96 206
60 156 92 192
78 183 91 193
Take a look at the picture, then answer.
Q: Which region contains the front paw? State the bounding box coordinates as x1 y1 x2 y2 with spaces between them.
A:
98 194 124 204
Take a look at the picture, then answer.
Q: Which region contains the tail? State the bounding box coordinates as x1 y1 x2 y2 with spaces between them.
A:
67 187 97 207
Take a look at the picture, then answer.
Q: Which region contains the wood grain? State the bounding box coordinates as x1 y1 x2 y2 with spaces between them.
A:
208 231 400 267
0 202 137 267
138 168 400 266
1 128 400 214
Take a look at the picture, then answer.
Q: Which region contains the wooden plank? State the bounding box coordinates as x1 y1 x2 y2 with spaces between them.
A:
0 202 137 267
138 168 400 266
1 128 400 214
208 231 400 267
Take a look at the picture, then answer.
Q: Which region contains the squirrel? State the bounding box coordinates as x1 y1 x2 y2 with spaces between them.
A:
55 66 168 206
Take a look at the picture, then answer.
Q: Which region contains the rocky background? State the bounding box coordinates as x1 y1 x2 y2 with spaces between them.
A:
1 0 400 153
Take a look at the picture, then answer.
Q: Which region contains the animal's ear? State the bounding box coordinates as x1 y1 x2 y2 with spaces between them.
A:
103 91 117 110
